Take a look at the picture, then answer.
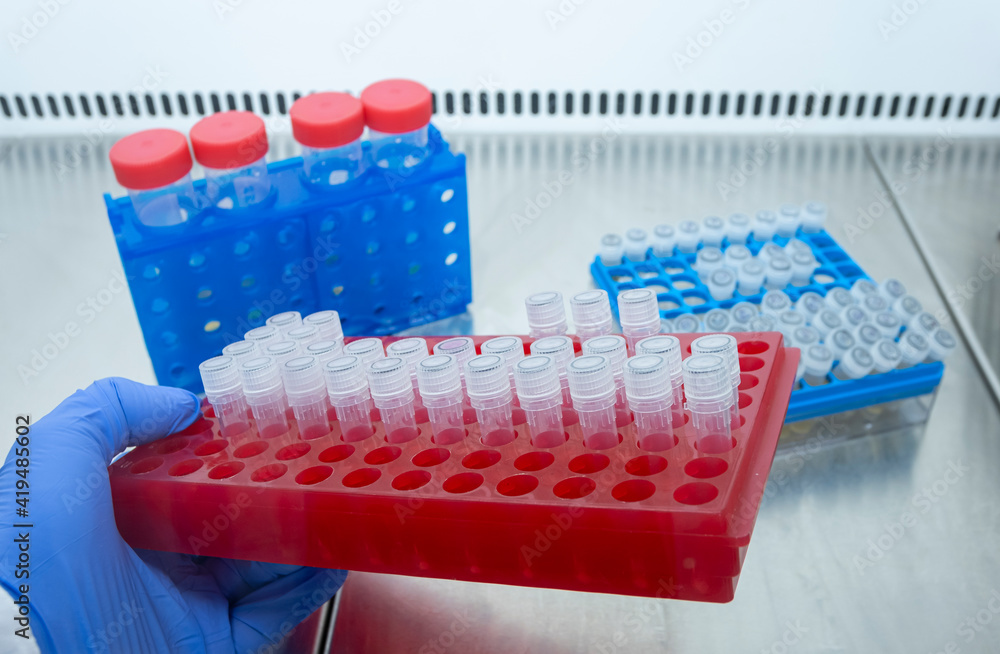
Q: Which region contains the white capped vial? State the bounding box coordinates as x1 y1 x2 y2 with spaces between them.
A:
530 334 576 409
833 346 875 380
513 355 566 448
813 309 843 338
776 204 801 238
695 246 725 282
878 278 907 305
753 210 778 241
599 233 624 265
324 355 375 442
651 224 676 257
730 302 759 327
570 289 614 340
701 216 726 247
344 338 386 365
617 288 662 353
432 337 477 383
908 312 941 339
416 354 466 445
703 308 731 332
850 279 879 302
757 242 786 265
796 291 826 323
624 228 649 262
748 314 777 334
266 311 302 335
524 291 568 338
306 340 345 365
777 310 805 342
581 335 630 426
303 310 344 343
367 357 419 443
676 220 701 253
861 294 890 317
791 325 821 349
623 355 675 452
386 337 430 394
660 318 674 332
790 251 818 285
691 334 741 427
567 355 620 450
199 356 250 437
873 311 903 339
927 328 957 362
841 305 870 331
801 344 834 385
708 268 737 301
726 213 752 243
245 325 281 347
636 334 685 426
286 324 321 349
898 331 930 367
871 340 902 373
672 314 702 334
724 244 752 269
826 327 856 360
239 356 290 438
682 353 734 454
825 287 856 313
761 290 793 317
738 259 766 296
784 238 812 257
265 340 301 372
221 340 260 366
283 356 332 440
801 202 827 233
465 354 516 446
893 295 923 325
481 336 526 389
854 324 883 350
765 255 793 290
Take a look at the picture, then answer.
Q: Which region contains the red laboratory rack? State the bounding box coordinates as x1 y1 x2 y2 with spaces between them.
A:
110 332 798 603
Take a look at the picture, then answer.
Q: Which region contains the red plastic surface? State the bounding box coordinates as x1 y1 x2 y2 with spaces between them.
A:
360 79 433 133
108 129 192 190
110 333 798 603
189 110 268 168
289 92 365 149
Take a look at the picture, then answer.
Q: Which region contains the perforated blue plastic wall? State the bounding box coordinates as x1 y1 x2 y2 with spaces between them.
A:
105 126 472 393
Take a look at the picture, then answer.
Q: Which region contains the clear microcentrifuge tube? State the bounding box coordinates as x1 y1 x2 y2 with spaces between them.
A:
723 244 752 269
897 332 930 367
789 251 818 285
753 210 779 241
813 309 843 339
757 242 786 265
703 308 731 332
765 255 793 290
870 340 902 373
386 337 430 403
927 328 957 362
708 268 737 301
761 290 793 317
325 355 375 442
682 353 735 454
570 289 614 340
636 335 685 427
878 278 907 305
303 310 344 344
796 291 826 323
222 340 260 366
266 311 303 336
776 204 801 238
567 355 619 450
599 234 624 265
289 92 366 186
826 328 856 360
801 202 827 233
738 259 766 296
239 356 290 438
530 335 576 408
306 340 344 365
872 311 903 339
833 346 875 380
481 337 526 403
801 344 835 385
367 357 420 443
840 305 870 332
854 324 883 350
624 355 675 451
344 338 385 365
190 111 271 209
701 216 726 247
726 213 752 243
696 246 725 283
892 294 923 326
199 356 251 437
361 79 433 170
265 340 301 373
651 224 676 256
691 334 741 427
514 355 566 448
108 129 196 227
286 325 321 349
851 279 879 302
582 335 630 426
432 336 477 421
624 228 649 261
617 288 662 354
416 355 466 445
465 354 516 446
525 291 569 338
283 356 332 439
245 325 281 348
672 314 702 334
676 220 701 253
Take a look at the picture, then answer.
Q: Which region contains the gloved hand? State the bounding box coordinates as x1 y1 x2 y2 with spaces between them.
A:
0 377 347 653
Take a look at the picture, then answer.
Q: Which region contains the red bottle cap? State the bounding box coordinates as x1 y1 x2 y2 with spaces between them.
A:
189 111 268 169
108 129 192 190
361 79 432 134
290 92 365 149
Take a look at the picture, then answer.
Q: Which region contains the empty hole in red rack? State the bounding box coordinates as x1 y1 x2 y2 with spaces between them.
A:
739 356 765 372
251 463 287 482
737 340 769 355
177 417 214 437
276 442 312 461
462 408 479 425
431 427 468 445
497 474 539 497
414 407 429 424
365 446 402 465
130 457 163 474
612 479 656 502
392 469 431 491
319 443 355 463
412 447 450 467
695 435 737 454
342 467 381 488
529 430 568 449
684 457 729 479
515 451 556 471
738 393 752 409
739 374 759 391
443 472 484 494
568 453 610 474
193 440 228 456
168 459 204 477
208 461 245 479
341 425 375 442
295 465 333 486
511 407 527 426
674 481 719 505
624 455 668 476
157 437 189 455
481 428 517 447
462 450 502 469
234 441 269 458
553 476 597 499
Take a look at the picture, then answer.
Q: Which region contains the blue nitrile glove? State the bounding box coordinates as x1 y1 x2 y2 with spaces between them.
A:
0 377 347 653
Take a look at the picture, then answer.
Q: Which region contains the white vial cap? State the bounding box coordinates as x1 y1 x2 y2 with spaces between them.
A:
796 292 826 320
582 335 628 380
776 204 801 237
324 355 370 403
753 210 778 240
513 355 562 405
676 220 700 252
636 335 683 382
898 331 930 365
682 353 734 408
433 337 477 376
529 335 575 375
701 216 726 247
730 302 759 325
691 334 740 388
802 344 834 378
827 328 856 358
873 311 902 339
855 323 883 348
266 311 302 333
708 268 736 301
862 294 889 316
724 244 752 268
624 228 649 261
761 290 793 316
851 279 879 302
778 311 805 341
909 312 941 338
386 338 429 379
841 305 870 330
738 259 766 293
416 354 462 403
567 355 617 404
481 336 525 375
222 340 260 364
306 339 344 364
703 308 731 332
286 324 321 348
303 310 343 341
825 287 855 312
525 292 568 336
599 233 624 265
814 309 843 337
617 288 661 332
570 289 613 337
239 356 283 396
245 325 281 345
344 338 385 364
651 224 676 257
726 213 752 243
791 325 821 348
672 314 701 333
802 202 827 232
464 354 513 404
758 242 786 265
199 356 242 397
784 238 812 257
624 355 673 411
696 246 725 280
838 346 875 379
790 251 818 283
878 278 907 304
366 357 415 406
928 328 957 361
871 340 902 373
765 255 793 288
893 295 923 324
748 314 777 333
282 356 325 399
265 340 301 368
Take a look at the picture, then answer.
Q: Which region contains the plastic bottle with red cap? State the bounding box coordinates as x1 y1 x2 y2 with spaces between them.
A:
189 110 271 209
360 79 434 171
108 129 196 227
290 92 367 186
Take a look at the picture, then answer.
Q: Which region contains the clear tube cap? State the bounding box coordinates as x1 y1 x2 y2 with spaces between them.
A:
464 354 513 403
386 338 429 375
344 338 385 364
570 290 613 335
324 355 370 403
567 355 616 403
222 340 259 362
623 355 672 403
617 288 660 331
691 334 740 385
283 356 325 397
416 354 462 401
199 356 242 396
303 310 343 340
239 356 282 395
525 292 568 334
481 336 525 373
245 325 280 344
513 355 562 404
682 353 734 406
266 311 302 332
581 335 627 376
366 357 415 405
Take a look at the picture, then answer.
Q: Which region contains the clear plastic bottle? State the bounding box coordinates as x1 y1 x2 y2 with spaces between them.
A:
764 255 793 290
283 356 332 439
416 354 466 445
244 325 282 348
189 111 270 209
840 305 870 332
813 309 843 339
305 340 344 365
892 295 924 326
635 335 685 428
524 292 568 338
870 340 902 373
795 291 826 323
529 335 576 409
266 311 303 336
361 79 433 171
703 308 731 332
726 213 752 243
465 354 516 446
385 337 430 404
567 355 619 450
789 251 818 285
432 337 478 422
801 344 834 385
108 129 196 227
833 346 875 380
344 338 385 365
723 244 752 270
861 294 890 318
221 340 260 367
691 334 741 427
581 335 630 426
599 234 624 265
570 290 614 340
898 332 930 367
872 311 903 339
730 302 760 327
286 324 321 349
801 202 827 233
303 310 344 345
651 224 675 256
851 279 879 302
926 328 957 362
239 356 289 438
672 314 702 334
624 228 649 262
290 92 366 186
481 336 526 392
682 354 734 454
878 278 908 305
757 242 786 265
825 287 856 313
791 325 821 349
761 290 793 317
776 204 801 238
513 355 566 448
367 357 420 443
701 216 726 247
676 220 700 253
199 356 250 437
624 355 675 452
738 259 766 296
753 210 778 241
617 288 661 354
777 310 806 343
827 328 857 360
854 324 883 351
695 246 725 282
325 355 375 442
908 312 941 340
265 340 302 373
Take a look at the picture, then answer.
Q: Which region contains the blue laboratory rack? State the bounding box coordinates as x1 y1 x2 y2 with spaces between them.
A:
105 125 472 394
590 229 944 423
